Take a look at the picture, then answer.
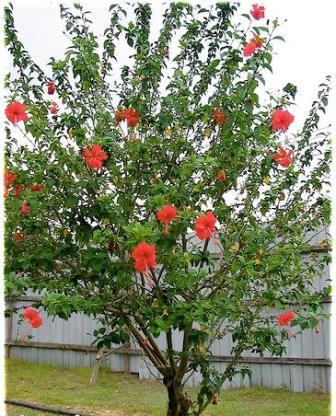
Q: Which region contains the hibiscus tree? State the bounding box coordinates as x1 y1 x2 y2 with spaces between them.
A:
4 3 331 416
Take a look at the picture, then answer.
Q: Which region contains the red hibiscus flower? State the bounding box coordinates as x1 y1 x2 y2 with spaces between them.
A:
83 144 108 169
14 231 25 241
4 170 18 189
250 4 265 20
272 147 293 168
30 315 43 328
115 108 140 127
216 170 226 181
4 171 18 198
47 81 56 95
252 34 263 48
277 310 296 327
5 102 29 125
124 108 140 127
14 184 25 198
31 183 43 192
131 242 157 273
213 108 228 126
50 102 59 114
195 211 218 240
243 42 257 57
271 109 294 131
23 307 43 329
156 204 178 236
23 307 38 320
21 201 30 216
115 109 126 123
156 205 178 225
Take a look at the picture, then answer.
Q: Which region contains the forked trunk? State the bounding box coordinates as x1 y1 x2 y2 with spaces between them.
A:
164 376 191 416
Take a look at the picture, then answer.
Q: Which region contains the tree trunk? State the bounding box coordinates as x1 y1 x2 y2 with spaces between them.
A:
90 349 104 384
164 376 191 416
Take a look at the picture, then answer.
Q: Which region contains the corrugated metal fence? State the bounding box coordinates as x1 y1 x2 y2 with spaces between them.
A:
5 229 331 393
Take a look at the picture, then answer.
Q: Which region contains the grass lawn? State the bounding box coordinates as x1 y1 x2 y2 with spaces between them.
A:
6 358 330 416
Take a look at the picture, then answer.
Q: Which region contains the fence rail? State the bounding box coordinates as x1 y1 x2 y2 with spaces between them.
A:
6 340 332 367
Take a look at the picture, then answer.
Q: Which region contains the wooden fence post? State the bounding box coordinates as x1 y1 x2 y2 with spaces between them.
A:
123 342 130 374
5 301 14 359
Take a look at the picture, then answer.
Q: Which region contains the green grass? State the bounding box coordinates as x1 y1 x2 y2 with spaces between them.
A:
6 358 330 416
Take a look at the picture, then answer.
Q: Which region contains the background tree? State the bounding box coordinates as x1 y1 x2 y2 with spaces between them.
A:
4 3 331 416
